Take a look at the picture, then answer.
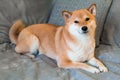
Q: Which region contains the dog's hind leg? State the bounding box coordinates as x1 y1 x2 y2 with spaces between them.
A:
15 34 39 59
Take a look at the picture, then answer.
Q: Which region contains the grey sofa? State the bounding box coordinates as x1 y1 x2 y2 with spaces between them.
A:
0 0 120 80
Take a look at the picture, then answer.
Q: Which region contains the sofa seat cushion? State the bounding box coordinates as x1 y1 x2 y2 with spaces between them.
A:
0 43 120 80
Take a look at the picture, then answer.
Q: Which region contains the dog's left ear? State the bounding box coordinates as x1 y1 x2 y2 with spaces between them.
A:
87 4 96 16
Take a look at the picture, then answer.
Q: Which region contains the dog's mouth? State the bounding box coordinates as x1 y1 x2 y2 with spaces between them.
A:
83 31 89 33
77 30 89 34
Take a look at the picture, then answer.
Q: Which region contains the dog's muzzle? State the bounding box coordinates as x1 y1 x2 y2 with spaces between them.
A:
81 26 88 33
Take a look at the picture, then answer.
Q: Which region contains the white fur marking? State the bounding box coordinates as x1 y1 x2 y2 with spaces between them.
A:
67 37 94 62
67 23 95 62
30 36 39 54
69 23 82 39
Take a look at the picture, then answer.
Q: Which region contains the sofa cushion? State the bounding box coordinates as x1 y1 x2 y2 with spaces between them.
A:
101 0 120 48
0 0 53 44
48 0 112 46
1 43 120 80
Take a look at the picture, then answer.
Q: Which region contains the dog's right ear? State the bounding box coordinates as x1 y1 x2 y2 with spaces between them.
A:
62 10 72 22
87 4 96 16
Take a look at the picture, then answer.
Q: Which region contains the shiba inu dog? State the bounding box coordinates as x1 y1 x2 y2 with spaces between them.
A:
9 4 108 73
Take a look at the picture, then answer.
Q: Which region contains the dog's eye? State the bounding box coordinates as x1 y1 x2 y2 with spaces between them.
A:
74 21 79 23
85 18 90 21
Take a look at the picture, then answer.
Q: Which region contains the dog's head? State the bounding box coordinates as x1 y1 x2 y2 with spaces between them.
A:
62 4 96 37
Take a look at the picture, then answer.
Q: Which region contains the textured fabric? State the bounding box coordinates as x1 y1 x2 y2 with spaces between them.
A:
101 0 120 48
0 43 120 80
48 0 112 46
0 0 53 43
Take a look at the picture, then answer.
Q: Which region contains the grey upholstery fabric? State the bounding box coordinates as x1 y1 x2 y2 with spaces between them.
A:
48 0 112 46
0 0 53 43
101 0 120 48
0 43 120 80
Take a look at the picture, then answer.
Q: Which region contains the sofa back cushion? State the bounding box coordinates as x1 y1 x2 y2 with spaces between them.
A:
48 0 112 46
101 0 120 47
0 0 53 43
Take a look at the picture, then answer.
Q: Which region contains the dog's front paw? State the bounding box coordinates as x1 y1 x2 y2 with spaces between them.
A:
88 67 100 73
98 66 108 72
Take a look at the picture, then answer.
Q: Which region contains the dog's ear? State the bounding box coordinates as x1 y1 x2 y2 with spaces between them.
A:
62 10 72 22
87 4 96 16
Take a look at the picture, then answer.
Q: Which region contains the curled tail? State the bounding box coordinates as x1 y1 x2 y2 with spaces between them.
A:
9 20 25 44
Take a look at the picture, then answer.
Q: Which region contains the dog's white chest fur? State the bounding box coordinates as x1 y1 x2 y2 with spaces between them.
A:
67 36 95 62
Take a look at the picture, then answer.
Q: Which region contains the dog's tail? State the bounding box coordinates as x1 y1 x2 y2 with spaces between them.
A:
9 20 25 44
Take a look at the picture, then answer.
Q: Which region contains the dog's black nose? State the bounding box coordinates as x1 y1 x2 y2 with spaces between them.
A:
81 26 88 31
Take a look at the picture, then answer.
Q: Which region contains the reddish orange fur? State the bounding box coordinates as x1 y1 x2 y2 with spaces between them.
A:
9 4 108 73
